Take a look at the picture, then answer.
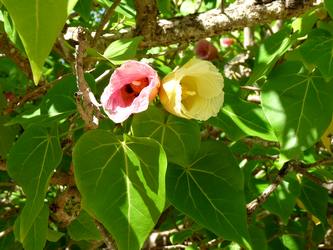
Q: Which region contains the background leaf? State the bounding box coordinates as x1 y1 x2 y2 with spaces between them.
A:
166 141 251 248
325 0 333 19
132 106 200 165
0 0 78 83
68 210 102 241
247 28 294 85
0 116 19 159
262 176 300 224
73 130 167 250
299 178 328 225
209 93 276 141
7 126 62 241
103 36 143 65
261 61 333 158
299 29 333 81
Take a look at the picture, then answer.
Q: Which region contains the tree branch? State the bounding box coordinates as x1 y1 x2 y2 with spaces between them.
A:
101 0 314 48
134 0 158 40
75 28 100 129
246 160 295 215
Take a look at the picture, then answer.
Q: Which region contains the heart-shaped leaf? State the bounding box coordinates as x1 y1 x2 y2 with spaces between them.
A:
166 141 251 248
73 130 167 250
299 29 333 81
262 61 333 158
8 125 62 241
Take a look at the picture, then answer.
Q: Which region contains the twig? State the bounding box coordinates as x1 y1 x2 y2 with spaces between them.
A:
242 137 280 148
0 32 32 78
0 226 13 238
240 154 279 161
3 78 59 115
92 0 122 46
0 160 6 171
308 158 333 168
162 244 187 249
94 219 118 250
240 85 261 91
293 164 333 192
246 160 295 215
75 28 100 129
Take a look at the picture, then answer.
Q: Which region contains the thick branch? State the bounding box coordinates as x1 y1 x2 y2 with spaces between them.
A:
134 0 158 40
139 0 314 48
75 28 99 129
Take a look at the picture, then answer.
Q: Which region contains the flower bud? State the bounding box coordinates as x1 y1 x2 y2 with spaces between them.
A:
101 60 160 123
160 58 224 121
221 38 235 47
195 39 218 61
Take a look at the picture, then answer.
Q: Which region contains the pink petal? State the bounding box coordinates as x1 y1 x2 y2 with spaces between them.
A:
101 60 160 123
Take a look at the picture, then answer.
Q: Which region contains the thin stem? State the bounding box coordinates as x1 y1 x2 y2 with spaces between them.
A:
94 219 118 250
92 0 122 46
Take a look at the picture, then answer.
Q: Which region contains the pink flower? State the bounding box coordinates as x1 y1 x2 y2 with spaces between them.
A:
101 60 160 123
195 39 218 61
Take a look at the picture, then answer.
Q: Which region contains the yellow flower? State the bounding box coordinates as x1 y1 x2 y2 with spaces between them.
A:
160 57 224 121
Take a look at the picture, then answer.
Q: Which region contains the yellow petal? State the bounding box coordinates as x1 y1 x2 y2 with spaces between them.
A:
160 57 224 121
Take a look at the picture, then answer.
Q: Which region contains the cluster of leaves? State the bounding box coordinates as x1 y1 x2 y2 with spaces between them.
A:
1 0 333 250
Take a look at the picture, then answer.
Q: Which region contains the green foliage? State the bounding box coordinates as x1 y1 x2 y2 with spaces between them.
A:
1 1 333 250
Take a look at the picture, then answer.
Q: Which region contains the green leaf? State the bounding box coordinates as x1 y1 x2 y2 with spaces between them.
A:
7 126 62 241
247 28 294 85
68 210 102 241
103 36 143 65
0 0 78 84
299 178 328 225
15 205 49 250
0 116 19 159
132 106 200 165
261 61 333 158
73 130 167 250
299 29 333 80
209 93 276 141
325 0 333 19
166 141 251 248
